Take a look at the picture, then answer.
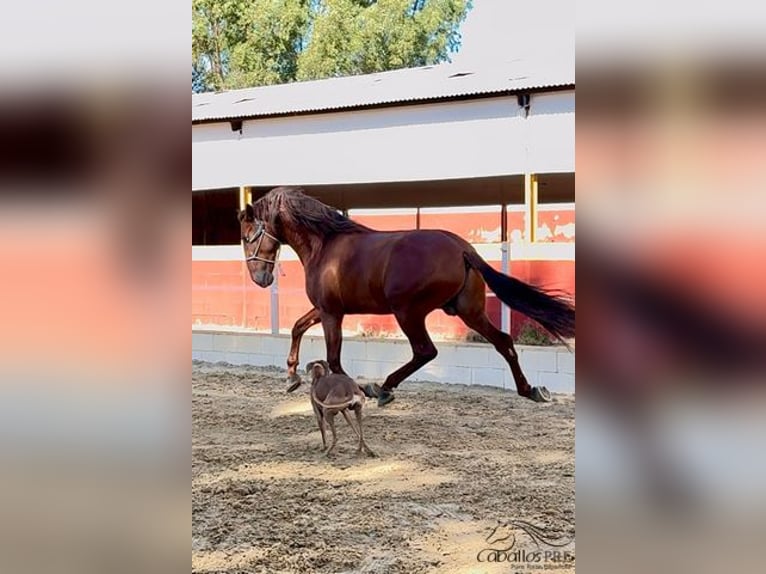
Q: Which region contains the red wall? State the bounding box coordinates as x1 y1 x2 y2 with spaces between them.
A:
193 258 574 339
420 210 501 243
351 212 417 231
192 260 270 330
192 206 575 339
538 208 575 243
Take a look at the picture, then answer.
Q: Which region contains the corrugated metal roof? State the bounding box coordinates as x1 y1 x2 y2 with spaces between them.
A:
192 58 574 123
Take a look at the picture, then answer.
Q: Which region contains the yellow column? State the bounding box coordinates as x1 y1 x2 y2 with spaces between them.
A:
239 186 252 210
238 186 253 328
524 173 538 242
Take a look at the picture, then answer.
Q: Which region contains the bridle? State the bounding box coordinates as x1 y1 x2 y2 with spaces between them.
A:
243 220 281 265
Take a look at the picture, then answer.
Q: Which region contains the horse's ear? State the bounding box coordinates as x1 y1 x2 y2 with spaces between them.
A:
238 204 255 223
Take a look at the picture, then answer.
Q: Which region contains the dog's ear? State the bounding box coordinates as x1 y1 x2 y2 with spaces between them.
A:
305 361 315 375
320 360 330 373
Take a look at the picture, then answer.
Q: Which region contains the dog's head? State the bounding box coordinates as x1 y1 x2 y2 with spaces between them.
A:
305 360 330 382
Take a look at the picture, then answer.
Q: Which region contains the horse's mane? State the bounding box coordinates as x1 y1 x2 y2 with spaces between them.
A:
254 186 371 238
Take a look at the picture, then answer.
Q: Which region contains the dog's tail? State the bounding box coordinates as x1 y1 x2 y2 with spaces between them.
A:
311 391 365 411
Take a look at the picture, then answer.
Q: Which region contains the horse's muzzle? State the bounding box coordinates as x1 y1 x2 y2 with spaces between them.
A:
254 270 274 288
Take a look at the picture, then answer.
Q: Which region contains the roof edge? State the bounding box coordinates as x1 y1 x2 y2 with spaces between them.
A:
191 83 574 125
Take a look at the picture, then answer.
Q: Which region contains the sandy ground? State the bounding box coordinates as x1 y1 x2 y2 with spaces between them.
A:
192 361 575 573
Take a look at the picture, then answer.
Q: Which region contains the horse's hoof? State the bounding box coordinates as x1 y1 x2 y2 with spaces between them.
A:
363 383 381 398
286 374 302 393
530 386 552 403
377 390 395 407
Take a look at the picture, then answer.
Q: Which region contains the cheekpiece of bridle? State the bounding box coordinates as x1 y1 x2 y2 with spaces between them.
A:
244 220 281 265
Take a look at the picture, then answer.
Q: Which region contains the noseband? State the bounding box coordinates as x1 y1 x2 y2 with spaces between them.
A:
243 221 281 265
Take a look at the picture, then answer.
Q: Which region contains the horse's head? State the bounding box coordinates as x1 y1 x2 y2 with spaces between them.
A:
238 203 281 288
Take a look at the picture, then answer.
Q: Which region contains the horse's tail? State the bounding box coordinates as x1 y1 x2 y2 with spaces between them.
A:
463 250 575 344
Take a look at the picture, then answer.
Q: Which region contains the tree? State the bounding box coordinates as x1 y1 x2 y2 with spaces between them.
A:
192 0 470 92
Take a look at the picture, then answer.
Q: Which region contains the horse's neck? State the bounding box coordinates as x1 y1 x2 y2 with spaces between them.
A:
283 227 323 265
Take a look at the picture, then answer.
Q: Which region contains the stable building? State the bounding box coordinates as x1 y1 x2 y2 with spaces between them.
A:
192 58 575 341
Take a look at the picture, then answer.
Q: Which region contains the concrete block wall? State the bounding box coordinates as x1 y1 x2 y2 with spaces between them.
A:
192 329 575 394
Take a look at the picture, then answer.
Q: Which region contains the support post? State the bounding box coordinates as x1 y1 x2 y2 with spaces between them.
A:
239 185 253 329
524 173 538 243
270 185 280 334
239 185 252 210
500 204 510 333
270 271 279 335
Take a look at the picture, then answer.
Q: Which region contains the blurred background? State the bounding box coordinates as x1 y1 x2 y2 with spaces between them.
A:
0 2 189 573
577 1 766 573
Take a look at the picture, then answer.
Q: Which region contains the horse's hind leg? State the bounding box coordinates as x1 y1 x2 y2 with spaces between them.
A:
462 311 534 398
456 278 544 401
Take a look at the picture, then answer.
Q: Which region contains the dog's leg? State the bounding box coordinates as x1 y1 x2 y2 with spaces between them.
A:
325 412 339 457
341 409 361 439
354 405 376 457
312 402 327 451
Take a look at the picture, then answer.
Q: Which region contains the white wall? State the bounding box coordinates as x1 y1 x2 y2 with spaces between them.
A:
191 242 575 263
192 331 575 394
192 91 575 190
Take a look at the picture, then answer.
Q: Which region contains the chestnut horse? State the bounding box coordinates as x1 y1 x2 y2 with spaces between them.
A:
238 187 575 406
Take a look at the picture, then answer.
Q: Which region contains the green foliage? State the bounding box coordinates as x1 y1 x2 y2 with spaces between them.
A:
515 322 556 346
193 0 470 92
465 322 557 346
465 329 488 344
193 0 310 91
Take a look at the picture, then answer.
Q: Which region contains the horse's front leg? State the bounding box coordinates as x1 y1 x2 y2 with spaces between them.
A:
285 307 322 392
321 313 375 398
320 312 347 375
375 310 438 406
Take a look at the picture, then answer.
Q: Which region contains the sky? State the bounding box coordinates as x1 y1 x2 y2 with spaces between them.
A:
454 0 574 67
